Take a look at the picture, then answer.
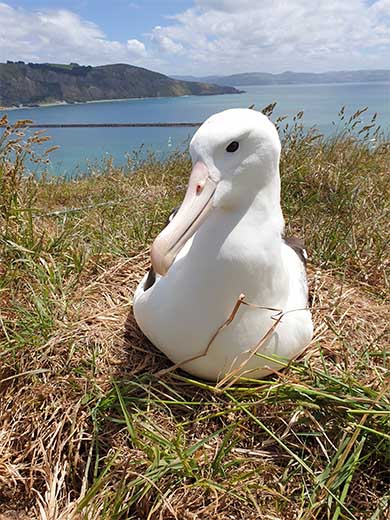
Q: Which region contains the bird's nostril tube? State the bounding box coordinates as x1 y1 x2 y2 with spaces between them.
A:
196 180 205 195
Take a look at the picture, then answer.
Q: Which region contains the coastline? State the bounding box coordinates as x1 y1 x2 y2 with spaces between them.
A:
0 100 69 111
0 91 244 112
1 79 389 112
1 97 183 111
0 96 196 112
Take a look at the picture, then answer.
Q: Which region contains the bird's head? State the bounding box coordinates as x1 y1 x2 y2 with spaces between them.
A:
151 108 281 275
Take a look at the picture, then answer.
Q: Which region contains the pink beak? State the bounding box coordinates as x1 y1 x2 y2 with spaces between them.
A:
151 161 217 276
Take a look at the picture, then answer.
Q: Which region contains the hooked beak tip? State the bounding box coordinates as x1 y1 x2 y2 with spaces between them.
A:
151 161 216 275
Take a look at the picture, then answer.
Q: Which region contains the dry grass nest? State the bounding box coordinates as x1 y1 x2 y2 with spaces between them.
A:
0 254 388 520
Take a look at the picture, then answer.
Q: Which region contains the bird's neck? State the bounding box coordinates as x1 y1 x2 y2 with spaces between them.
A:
216 188 285 265
188 180 288 305
242 181 284 234
216 176 285 242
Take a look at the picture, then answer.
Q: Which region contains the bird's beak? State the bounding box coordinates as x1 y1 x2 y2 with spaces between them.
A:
151 161 217 276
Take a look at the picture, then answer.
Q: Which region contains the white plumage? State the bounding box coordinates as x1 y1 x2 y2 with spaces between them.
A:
133 108 313 381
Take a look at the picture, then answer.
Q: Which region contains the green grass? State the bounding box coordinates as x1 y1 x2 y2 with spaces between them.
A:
0 109 389 519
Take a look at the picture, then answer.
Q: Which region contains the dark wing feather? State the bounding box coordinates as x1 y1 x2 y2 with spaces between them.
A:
143 268 156 291
283 236 308 266
283 236 312 307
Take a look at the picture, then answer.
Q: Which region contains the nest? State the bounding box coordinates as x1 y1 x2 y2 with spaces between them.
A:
0 253 388 519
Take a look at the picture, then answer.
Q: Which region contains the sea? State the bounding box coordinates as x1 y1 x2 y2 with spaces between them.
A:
1 82 389 177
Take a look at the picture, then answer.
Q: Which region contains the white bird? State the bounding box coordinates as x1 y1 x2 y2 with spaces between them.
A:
133 108 313 382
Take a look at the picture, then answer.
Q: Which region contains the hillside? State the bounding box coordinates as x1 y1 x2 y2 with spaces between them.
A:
174 69 390 86
0 62 242 107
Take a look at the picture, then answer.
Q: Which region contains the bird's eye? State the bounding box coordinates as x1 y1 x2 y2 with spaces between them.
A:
226 141 239 153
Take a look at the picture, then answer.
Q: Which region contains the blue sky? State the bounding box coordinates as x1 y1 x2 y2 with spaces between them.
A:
12 1 193 41
1 1 389 75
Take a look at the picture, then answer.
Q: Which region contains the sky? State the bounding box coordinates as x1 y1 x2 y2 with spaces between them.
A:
0 0 389 76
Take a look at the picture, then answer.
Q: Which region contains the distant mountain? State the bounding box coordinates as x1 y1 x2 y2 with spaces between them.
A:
173 70 390 86
0 62 242 107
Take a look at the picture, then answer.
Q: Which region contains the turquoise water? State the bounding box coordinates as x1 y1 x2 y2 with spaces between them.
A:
2 82 389 176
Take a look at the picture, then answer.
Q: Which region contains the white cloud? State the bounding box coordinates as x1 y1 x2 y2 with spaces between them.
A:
127 39 146 56
151 26 185 55
150 0 390 74
0 2 155 66
0 1 389 75
195 0 261 13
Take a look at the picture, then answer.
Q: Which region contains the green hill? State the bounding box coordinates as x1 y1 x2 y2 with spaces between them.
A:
0 62 242 107
174 69 390 86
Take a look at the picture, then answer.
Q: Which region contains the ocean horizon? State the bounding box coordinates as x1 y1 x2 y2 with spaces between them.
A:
2 81 389 177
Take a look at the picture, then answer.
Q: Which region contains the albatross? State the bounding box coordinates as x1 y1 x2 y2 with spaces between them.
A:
133 108 313 381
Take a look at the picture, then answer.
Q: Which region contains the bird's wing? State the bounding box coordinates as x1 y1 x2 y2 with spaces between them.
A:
283 236 311 307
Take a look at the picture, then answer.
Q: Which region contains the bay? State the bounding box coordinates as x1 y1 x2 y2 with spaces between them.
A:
1 82 389 177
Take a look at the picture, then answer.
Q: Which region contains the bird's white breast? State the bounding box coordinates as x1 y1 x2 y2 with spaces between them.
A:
133 210 312 381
